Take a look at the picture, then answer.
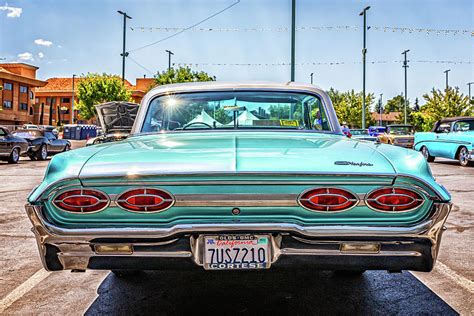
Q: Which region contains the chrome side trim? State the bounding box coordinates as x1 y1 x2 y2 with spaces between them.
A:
174 193 297 207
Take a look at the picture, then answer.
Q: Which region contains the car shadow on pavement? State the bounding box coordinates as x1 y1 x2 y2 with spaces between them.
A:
84 269 457 315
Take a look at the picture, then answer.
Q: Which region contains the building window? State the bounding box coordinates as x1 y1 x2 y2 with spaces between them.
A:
4 82 13 91
20 86 28 93
30 91 34 100
20 103 28 111
61 97 71 103
3 101 12 109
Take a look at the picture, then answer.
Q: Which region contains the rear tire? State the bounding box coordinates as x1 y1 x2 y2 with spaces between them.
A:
458 146 472 167
7 148 20 164
36 145 48 160
421 146 435 162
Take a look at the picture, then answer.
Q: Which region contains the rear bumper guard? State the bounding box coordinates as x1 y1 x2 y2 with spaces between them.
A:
25 202 452 272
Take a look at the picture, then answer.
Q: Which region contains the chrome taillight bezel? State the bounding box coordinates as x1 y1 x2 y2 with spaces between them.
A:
116 187 175 213
52 188 110 214
297 187 359 213
365 186 425 213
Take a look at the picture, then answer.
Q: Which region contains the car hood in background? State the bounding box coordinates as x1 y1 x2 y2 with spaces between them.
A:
95 101 139 134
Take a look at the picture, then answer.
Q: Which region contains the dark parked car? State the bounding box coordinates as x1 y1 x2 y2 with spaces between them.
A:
86 101 139 146
0 126 29 164
12 128 71 160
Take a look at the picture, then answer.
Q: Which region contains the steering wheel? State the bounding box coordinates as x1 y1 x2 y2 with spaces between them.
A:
182 122 213 130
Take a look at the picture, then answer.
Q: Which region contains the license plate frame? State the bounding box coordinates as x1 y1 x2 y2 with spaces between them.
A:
203 234 272 270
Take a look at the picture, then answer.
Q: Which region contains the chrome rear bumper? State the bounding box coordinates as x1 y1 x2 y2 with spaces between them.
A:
25 203 451 272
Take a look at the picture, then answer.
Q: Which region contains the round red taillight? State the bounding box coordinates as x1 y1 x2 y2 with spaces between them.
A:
116 188 174 213
53 189 109 213
298 188 358 212
366 187 424 212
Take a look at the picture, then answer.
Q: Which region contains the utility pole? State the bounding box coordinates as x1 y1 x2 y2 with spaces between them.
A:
165 50 174 72
359 6 370 129
467 82 473 102
402 49 410 124
379 93 383 126
118 10 132 83
290 0 296 81
310 72 314 84
444 69 451 90
71 74 76 124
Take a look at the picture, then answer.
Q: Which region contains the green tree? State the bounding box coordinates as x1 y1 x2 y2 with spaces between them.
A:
383 94 415 124
151 66 215 88
76 73 131 120
329 89 375 128
410 87 472 131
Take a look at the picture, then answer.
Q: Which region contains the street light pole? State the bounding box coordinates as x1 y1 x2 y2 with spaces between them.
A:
290 0 296 82
310 72 314 84
402 49 410 124
71 74 76 123
359 6 370 130
379 93 383 126
444 69 451 90
165 50 174 72
467 82 473 102
117 10 132 83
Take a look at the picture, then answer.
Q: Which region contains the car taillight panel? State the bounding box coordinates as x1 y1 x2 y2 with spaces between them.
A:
53 189 109 213
298 188 359 212
116 188 174 213
366 187 424 212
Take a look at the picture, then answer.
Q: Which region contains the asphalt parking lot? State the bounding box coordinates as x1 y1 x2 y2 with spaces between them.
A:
0 153 472 315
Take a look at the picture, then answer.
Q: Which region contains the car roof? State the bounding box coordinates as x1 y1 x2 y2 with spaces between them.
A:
438 116 474 124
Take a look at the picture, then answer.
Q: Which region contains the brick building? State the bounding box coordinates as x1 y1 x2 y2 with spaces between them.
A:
34 77 154 125
0 63 47 126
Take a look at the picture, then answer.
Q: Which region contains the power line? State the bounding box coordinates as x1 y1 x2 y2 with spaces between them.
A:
129 0 240 53
131 25 473 36
173 60 473 67
128 55 155 74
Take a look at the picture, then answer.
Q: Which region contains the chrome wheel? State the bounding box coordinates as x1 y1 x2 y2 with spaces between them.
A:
8 148 19 164
421 146 435 162
41 145 47 159
421 146 429 159
36 145 48 160
459 147 470 167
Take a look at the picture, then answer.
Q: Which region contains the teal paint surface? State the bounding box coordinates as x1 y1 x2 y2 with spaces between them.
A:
30 131 450 227
415 131 473 160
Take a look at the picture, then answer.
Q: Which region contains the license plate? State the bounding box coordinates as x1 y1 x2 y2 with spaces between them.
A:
203 235 271 270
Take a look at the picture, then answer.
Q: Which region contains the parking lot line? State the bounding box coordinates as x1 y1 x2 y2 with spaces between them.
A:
435 261 474 293
0 268 49 313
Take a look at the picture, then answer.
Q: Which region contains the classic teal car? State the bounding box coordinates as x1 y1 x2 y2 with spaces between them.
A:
414 116 474 167
26 82 451 275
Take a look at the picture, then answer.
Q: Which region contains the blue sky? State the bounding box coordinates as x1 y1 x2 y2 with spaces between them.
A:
1 0 472 106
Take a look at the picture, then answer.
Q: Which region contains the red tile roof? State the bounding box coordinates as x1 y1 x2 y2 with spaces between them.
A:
36 77 135 93
371 111 401 122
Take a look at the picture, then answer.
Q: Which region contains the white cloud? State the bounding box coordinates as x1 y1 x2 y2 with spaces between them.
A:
38 52 44 58
18 52 34 61
34 38 53 47
0 4 22 18
57 45 62 48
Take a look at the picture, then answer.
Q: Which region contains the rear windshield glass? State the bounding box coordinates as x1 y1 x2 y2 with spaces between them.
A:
142 91 331 133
